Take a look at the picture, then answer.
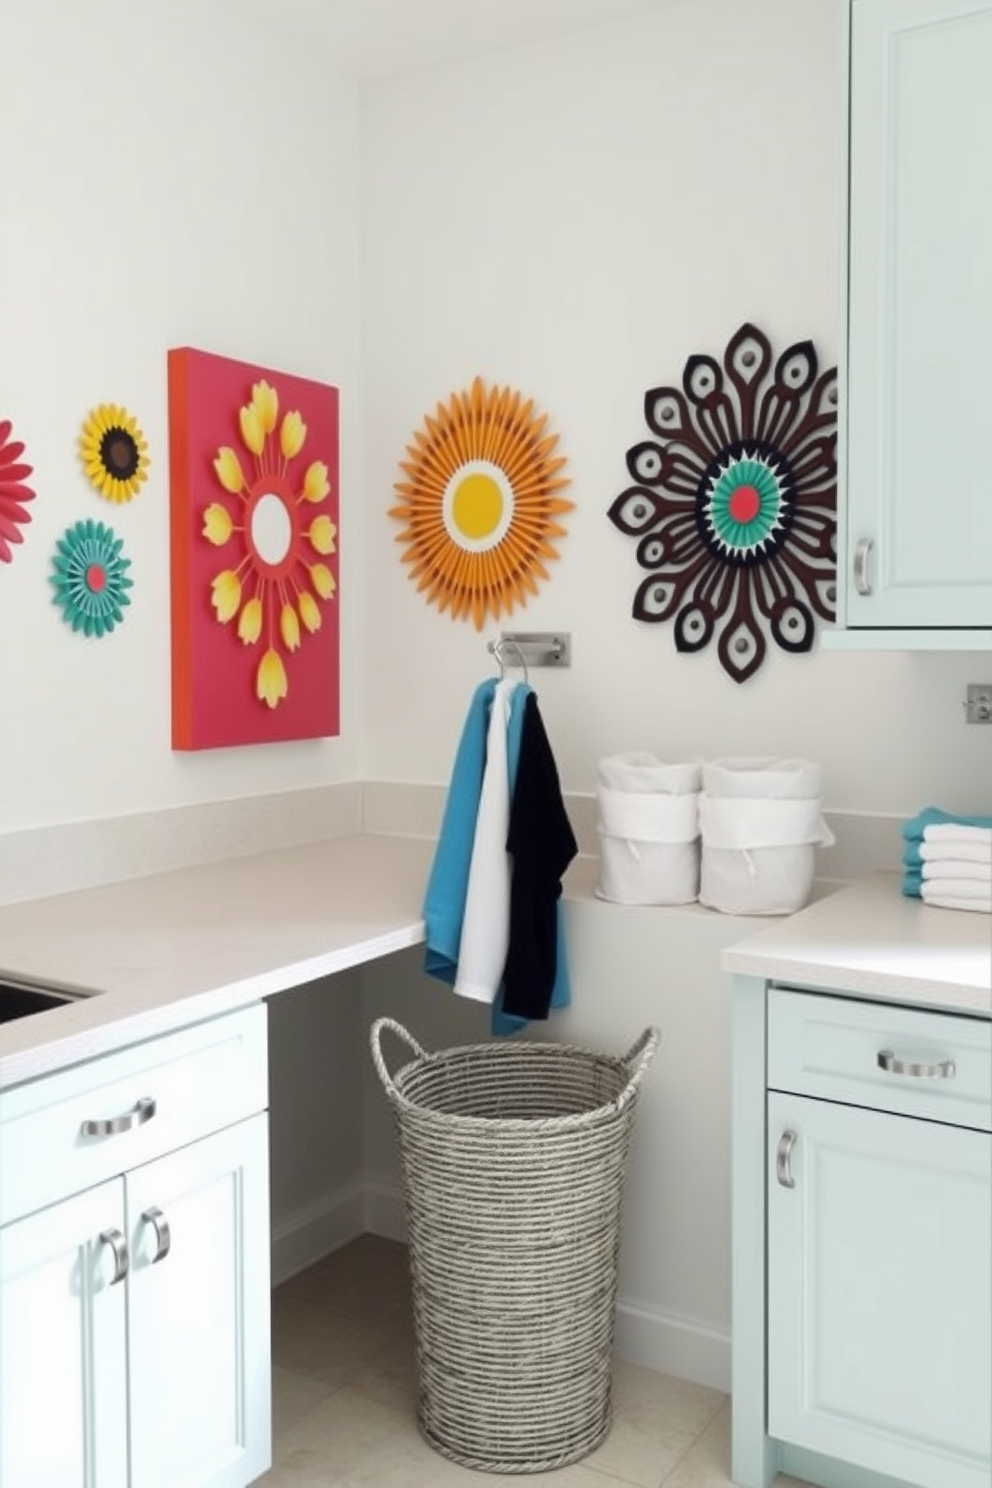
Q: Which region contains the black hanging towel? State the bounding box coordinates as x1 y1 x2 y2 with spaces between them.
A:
501 693 578 1020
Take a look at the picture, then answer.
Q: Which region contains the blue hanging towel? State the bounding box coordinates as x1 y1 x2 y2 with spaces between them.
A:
422 679 497 983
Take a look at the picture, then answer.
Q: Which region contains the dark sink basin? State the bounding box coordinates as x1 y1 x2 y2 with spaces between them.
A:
0 980 90 1024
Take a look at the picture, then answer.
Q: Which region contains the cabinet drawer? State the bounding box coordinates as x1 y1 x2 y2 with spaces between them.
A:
0 1004 267 1225
768 988 991 1131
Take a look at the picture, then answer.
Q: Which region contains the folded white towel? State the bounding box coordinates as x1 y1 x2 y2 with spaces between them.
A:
921 891 992 915
921 859 992 883
919 840 992 866
922 823 992 848
922 876 992 909
920 877 992 901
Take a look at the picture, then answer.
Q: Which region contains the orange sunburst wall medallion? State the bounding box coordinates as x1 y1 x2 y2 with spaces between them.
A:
390 377 573 629
168 347 339 750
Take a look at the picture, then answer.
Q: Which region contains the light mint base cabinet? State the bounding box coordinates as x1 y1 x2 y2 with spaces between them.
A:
767 1093 992 1488
731 976 992 1488
837 0 992 640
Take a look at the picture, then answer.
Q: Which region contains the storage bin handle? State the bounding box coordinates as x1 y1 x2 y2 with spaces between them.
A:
616 1026 660 1111
371 1017 429 1101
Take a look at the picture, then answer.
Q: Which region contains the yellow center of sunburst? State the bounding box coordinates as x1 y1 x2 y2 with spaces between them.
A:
451 471 503 541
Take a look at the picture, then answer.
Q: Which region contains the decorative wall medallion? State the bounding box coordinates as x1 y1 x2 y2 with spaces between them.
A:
79 403 150 502
390 376 572 630
50 520 133 636
607 323 837 682
0 418 35 562
168 347 340 750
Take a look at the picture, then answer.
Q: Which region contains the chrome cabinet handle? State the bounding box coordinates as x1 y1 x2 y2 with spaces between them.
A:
81 1096 156 1137
877 1050 956 1080
776 1129 797 1189
853 537 873 596
141 1206 172 1264
99 1228 129 1285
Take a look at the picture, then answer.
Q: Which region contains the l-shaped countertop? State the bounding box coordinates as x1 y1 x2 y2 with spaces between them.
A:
0 834 988 1089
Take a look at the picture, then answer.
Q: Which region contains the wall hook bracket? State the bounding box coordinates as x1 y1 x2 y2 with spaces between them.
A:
487 631 571 673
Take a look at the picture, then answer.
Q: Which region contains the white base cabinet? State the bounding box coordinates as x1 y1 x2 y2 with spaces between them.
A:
0 1179 129 1488
0 1005 271 1488
127 1116 271 1488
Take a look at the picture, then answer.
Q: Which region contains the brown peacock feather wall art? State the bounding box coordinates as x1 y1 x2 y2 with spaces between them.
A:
607 322 838 683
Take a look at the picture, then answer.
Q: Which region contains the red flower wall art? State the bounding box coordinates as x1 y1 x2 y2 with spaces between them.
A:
168 348 340 750
0 418 36 563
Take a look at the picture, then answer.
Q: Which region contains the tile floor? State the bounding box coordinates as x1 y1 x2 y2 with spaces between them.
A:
257 1235 810 1488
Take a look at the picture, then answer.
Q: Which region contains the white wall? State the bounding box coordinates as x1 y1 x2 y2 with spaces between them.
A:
4 0 987 836
0 0 365 833
360 0 991 818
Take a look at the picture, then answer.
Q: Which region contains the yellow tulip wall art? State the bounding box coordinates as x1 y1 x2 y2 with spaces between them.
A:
390 377 573 629
168 348 339 750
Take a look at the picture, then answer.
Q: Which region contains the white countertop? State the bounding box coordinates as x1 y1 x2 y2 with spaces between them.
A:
2 843 988 1091
723 870 991 1015
0 834 433 1088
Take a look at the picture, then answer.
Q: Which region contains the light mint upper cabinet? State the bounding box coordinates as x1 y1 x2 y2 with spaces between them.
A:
836 0 992 643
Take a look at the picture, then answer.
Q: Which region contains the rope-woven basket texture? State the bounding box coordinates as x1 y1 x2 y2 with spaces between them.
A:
371 1020 659 1474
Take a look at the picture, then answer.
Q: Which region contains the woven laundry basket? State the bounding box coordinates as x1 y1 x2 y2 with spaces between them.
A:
370 1018 659 1474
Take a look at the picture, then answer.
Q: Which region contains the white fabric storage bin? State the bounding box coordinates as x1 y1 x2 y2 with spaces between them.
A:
596 754 701 905
698 757 834 915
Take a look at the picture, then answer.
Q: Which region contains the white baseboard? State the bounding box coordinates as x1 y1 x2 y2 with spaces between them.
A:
269 1181 366 1287
274 1175 730 1394
362 1172 407 1242
614 1298 730 1394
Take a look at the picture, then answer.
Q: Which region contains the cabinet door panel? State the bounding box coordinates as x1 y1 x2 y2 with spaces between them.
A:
846 0 992 627
126 1114 271 1488
0 1181 128 1488
768 1092 992 1488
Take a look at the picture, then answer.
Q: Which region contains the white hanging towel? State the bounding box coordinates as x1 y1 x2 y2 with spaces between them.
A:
454 679 517 1004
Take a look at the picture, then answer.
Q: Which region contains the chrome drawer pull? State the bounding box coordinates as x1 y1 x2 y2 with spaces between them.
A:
99 1228 129 1285
141 1206 172 1264
853 537 873 596
81 1096 156 1137
877 1050 956 1080
776 1129 797 1189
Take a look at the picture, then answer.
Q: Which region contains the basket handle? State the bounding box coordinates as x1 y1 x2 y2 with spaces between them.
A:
370 1017 429 1101
615 1026 660 1111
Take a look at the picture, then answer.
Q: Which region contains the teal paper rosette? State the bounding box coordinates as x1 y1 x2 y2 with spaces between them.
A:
51 519 133 637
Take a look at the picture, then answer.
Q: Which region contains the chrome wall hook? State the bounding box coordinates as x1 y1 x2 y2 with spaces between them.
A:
486 632 571 683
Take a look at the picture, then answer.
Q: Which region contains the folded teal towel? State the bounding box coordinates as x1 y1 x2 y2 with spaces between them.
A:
902 805 992 845
902 807 992 874
901 867 922 898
